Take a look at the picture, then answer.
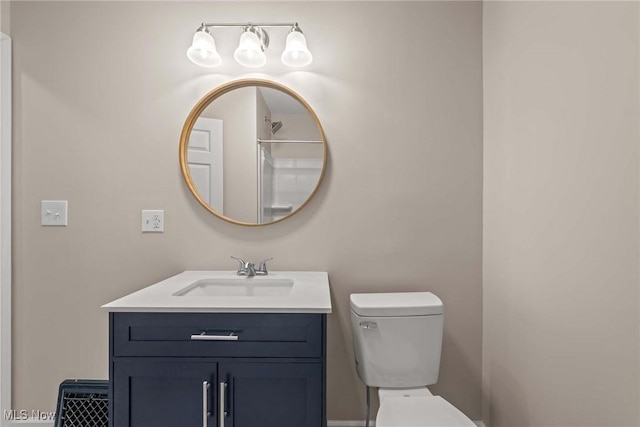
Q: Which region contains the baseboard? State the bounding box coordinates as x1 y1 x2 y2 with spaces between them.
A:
328 421 486 427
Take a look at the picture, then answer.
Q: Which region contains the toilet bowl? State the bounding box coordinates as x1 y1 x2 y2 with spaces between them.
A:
377 388 475 427
350 292 475 427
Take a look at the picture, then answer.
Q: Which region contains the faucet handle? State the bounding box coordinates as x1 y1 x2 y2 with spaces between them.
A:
256 257 273 275
231 256 247 272
231 256 245 265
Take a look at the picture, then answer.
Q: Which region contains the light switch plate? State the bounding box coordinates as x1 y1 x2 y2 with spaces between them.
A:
142 210 164 232
41 200 68 226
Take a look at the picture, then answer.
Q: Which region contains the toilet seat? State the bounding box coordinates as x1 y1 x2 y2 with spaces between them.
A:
377 395 476 427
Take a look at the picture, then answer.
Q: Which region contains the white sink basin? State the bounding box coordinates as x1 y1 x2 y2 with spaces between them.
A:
173 278 294 297
102 271 331 313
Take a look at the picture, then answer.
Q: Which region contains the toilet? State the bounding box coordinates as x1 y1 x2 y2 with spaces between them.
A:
350 292 475 427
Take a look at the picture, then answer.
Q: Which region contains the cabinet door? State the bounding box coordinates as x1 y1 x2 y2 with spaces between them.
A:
113 360 217 427
219 362 323 427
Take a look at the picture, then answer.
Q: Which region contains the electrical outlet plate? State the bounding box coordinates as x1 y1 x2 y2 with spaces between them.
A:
142 210 164 232
41 200 68 226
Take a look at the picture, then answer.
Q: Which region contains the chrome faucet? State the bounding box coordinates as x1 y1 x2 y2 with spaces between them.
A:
231 256 256 277
231 256 273 276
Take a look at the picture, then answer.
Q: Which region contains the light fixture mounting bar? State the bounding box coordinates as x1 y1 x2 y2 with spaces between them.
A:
202 22 299 29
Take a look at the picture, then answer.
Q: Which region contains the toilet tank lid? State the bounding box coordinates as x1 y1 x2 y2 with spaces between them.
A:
350 292 443 317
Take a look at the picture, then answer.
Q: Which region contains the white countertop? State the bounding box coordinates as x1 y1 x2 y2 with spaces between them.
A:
102 271 332 313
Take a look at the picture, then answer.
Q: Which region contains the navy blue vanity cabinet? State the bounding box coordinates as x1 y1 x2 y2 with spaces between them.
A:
109 312 327 427
112 360 218 427
218 362 323 427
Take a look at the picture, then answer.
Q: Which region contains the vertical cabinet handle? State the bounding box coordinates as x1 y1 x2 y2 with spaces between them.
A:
202 381 210 427
219 382 227 427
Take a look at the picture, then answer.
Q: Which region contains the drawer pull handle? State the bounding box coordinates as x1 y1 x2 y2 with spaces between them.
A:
191 332 239 341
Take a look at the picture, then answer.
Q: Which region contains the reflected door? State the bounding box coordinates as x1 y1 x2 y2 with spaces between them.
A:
188 118 223 212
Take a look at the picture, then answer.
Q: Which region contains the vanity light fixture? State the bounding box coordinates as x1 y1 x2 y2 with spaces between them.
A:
281 23 313 67
234 26 269 68
187 22 313 68
186 24 222 68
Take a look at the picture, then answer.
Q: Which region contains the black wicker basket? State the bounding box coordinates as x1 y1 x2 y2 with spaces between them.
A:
54 379 108 427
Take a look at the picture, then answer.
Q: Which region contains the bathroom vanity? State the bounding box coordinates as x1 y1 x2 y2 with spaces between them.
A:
103 271 331 427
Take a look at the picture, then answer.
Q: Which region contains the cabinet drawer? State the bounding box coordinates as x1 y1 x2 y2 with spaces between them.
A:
112 313 324 358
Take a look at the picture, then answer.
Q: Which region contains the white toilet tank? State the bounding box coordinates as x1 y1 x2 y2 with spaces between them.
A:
350 292 444 388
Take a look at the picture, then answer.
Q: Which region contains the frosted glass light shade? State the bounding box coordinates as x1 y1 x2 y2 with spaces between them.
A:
187 30 221 68
281 31 312 67
234 31 266 68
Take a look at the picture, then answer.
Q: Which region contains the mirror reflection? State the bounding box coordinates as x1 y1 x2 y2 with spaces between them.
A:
181 81 326 225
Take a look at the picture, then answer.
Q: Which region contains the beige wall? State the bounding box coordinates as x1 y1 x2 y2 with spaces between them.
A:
0 1 9 36
483 2 639 427
10 0 483 420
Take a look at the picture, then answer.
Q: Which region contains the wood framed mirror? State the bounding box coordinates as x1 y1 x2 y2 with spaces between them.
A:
179 79 327 226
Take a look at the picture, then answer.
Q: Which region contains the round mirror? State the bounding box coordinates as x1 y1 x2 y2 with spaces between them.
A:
180 80 327 226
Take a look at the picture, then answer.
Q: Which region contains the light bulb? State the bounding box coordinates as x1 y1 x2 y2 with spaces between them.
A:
281 30 312 67
234 30 267 68
186 27 221 68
